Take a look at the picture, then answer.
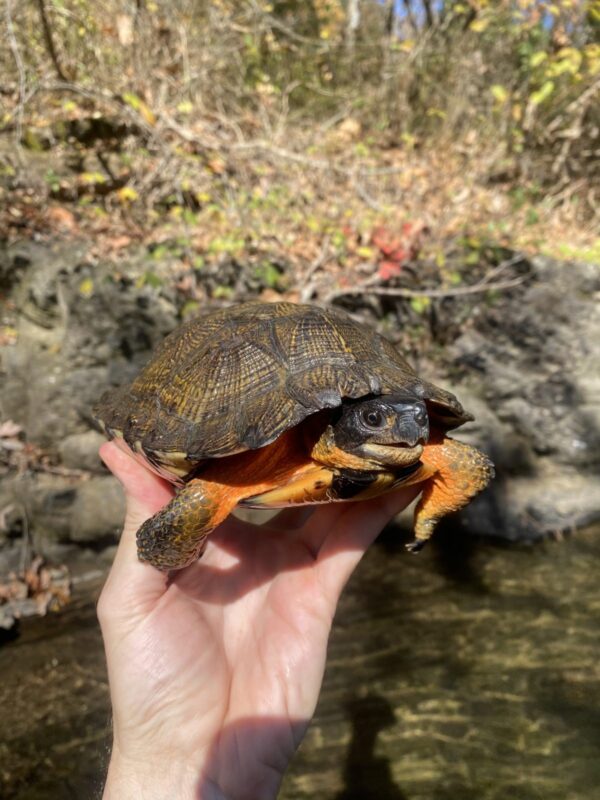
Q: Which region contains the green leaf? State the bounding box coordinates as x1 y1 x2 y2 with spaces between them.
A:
529 51 547 69
357 246 375 259
122 92 156 125
135 271 163 289
180 300 199 317
410 296 431 314
81 171 106 185
530 81 555 105
490 85 509 104
78 278 94 298
117 186 139 203
212 285 234 299
255 262 284 289
122 91 142 111
469 18 489 33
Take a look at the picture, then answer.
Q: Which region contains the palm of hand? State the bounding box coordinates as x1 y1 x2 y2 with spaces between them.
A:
99 442 418 798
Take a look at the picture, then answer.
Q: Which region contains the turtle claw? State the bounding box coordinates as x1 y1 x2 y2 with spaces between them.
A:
405 538 427 554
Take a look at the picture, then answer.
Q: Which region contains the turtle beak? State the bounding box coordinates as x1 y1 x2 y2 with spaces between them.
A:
391 400 429 447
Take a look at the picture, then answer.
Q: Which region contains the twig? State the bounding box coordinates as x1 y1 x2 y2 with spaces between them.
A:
324 254 528 303
231 140 342 172
4 0 26 159
353 175 385 211
30 463 91 478
324 276 527 304
31 80 117 106
546 76 600 136
299 236 331 303
16 502 31 575
475 254 525 284
546 177 588 209
248 0 330 50
35 0 69 82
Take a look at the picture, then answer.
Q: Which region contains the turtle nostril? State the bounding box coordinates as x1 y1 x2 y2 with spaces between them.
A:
413 403 428 427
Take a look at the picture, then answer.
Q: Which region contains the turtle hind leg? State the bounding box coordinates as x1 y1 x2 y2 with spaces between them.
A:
136 479 239 571
407 436 494 553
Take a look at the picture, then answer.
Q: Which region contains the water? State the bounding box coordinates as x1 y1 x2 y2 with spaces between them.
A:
1 524 599 799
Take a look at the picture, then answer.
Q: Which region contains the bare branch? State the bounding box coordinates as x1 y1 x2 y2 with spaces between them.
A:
35 0 69 82
4 0 26 158
299 236 331 303
323 259 528 304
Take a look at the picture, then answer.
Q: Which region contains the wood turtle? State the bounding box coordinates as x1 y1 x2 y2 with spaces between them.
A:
94 302 493 570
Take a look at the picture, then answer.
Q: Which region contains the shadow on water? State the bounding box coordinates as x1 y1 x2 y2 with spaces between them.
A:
377 518 488 595
334 695 408 800
430 521 489 595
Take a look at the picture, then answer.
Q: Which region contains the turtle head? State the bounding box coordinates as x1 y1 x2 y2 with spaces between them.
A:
312 394 429 470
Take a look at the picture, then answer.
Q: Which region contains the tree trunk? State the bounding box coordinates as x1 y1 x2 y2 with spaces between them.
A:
346 0 361 52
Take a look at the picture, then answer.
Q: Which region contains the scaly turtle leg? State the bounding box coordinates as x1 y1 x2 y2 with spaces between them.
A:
406 434 494 552
136 429 310 570
136 479 244 570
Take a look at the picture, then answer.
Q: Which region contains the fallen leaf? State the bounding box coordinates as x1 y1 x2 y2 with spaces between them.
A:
107 235 132 251
46 206 77 232
379 260 404 280
0 326 18 346
116 13 134 46
0 420 22 438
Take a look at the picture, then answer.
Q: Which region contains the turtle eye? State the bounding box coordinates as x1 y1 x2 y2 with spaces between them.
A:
361 408 385 429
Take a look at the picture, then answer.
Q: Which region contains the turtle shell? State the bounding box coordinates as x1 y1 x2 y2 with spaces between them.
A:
94 302 471 477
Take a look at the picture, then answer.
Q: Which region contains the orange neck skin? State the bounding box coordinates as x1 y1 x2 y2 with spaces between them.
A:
195 420 432 513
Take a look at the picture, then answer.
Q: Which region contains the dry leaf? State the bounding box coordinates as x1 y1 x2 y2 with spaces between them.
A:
0 420 22 438
116 14 134 46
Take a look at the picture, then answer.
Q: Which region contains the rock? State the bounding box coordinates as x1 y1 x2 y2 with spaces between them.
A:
14 474 80 547
70 477 125 543
459 464 600 541
448 255 600 539
0 604 17 632
98 544 119 565
4 472 123 553
0 239 178 451
0 478 22 546
453 256 600 469
58 431 106 473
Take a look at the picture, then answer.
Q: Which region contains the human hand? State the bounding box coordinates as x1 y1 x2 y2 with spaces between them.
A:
98 441 419 800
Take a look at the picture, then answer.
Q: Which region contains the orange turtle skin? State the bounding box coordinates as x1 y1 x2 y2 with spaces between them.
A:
131 426 493 571
95 302 494 571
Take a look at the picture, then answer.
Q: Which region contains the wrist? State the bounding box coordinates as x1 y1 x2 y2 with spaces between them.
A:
102 746 282 800
103 746 202 800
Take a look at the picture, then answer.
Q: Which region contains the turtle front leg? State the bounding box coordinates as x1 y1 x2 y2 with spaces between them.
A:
136 479 238 571
406 435 494 552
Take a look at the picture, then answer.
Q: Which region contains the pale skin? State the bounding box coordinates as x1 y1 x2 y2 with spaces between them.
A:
98 441 420 800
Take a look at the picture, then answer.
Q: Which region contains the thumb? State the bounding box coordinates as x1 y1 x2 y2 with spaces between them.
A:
98 441 175 620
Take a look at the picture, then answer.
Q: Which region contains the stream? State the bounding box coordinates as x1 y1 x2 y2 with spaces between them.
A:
1 523 599 800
